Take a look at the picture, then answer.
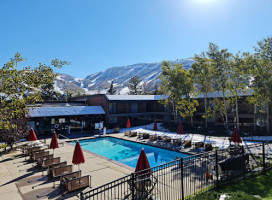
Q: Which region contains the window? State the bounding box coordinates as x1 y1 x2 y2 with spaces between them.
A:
131 102 138 113
109 116 118 123
109 102 117 114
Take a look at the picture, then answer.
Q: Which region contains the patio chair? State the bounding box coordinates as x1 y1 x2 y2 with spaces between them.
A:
204 143 213 151
59 171 82 190
183 140 192 148
129 132 137 137
39 157 61 169
143 133 150 139
26 146 41 155
50 165 73 180
149 134 157 141
125 131 131 136
33 151 50 161
137 132 143 139
36 154 54 167
125 174 158 200
61 175 91 192
162 135 171 143
47 161 67 177
195 142 204 149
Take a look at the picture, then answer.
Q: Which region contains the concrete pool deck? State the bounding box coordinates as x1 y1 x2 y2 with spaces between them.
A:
0 136 133 200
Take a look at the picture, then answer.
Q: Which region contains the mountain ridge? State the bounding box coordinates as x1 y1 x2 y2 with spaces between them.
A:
54 58 195 95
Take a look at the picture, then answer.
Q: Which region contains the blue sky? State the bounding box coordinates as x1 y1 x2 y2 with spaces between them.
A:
0 0 272 78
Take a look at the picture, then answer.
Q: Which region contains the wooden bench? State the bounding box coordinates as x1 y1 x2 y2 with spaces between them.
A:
33 151 49 161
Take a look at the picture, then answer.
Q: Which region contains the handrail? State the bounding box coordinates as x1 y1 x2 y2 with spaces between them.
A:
57 134 72 142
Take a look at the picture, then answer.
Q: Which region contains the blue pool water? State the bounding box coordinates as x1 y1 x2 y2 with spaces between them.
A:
73 137 190 168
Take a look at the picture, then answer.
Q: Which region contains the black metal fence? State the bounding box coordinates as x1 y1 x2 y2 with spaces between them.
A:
80 143 272 200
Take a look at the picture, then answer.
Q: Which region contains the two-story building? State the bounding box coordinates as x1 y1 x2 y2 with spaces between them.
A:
70 95 168 128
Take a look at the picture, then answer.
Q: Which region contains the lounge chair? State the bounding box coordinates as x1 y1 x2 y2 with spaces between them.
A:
50 165 73 180
36 154 54 166
61 175 91 192
125 131 131 136
195 142 204 149
204 143 213 151
39 157 61 169
149 134 157 141
47 161 68 177
33 151 50 161
137 132 143 139
26 146 41 155
129 132 137 137
59 171 82 190
183 140 192 148
143 133 150 139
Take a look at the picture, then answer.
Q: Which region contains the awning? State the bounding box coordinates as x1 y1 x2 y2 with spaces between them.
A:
28 106 105 118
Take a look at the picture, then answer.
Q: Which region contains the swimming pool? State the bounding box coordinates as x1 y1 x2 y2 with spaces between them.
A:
73 137 190 168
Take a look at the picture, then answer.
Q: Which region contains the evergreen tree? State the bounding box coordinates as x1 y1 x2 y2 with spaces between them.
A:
40 82 61 100
107 81 116 95
128 75 141 95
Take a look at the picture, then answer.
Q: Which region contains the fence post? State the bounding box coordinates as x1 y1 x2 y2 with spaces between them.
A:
242 146 245 178
80 192 85 200
131 173 135 200
215 150 219 188
180 158 184 200
262 142 266 172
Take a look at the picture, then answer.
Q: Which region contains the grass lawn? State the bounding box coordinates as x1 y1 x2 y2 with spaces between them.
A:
192 170 272 200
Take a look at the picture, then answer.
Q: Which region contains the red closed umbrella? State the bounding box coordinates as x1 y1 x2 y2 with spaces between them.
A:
50 131 59 155
72 141 85 170
177 122 184 134
27 129 38 141
127 119 131 128
135 148 151 176
230 127 242 144
153 120 158 131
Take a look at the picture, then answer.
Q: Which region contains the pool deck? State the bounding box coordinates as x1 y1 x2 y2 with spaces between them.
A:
1 132 264 200
0 135 133 200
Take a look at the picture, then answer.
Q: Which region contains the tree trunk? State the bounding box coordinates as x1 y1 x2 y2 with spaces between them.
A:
235 92 239 131
172 101 176 123
191 116 194 127
222 90 229 129
204 97 208 128
266 102 270 135
254 104 257 132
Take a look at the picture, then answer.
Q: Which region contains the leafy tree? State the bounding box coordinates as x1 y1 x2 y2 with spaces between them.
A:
107 81 116 95
128 75 141 95
228 53 250 130
247 37 272 134
0 53 68 149
192 52 213 128
207 43 232 129
159 61 197 124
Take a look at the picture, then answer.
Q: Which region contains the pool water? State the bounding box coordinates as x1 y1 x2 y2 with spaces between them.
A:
73 137 190 168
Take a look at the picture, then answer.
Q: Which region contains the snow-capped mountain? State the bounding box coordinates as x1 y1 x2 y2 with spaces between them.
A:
55 59 195 95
